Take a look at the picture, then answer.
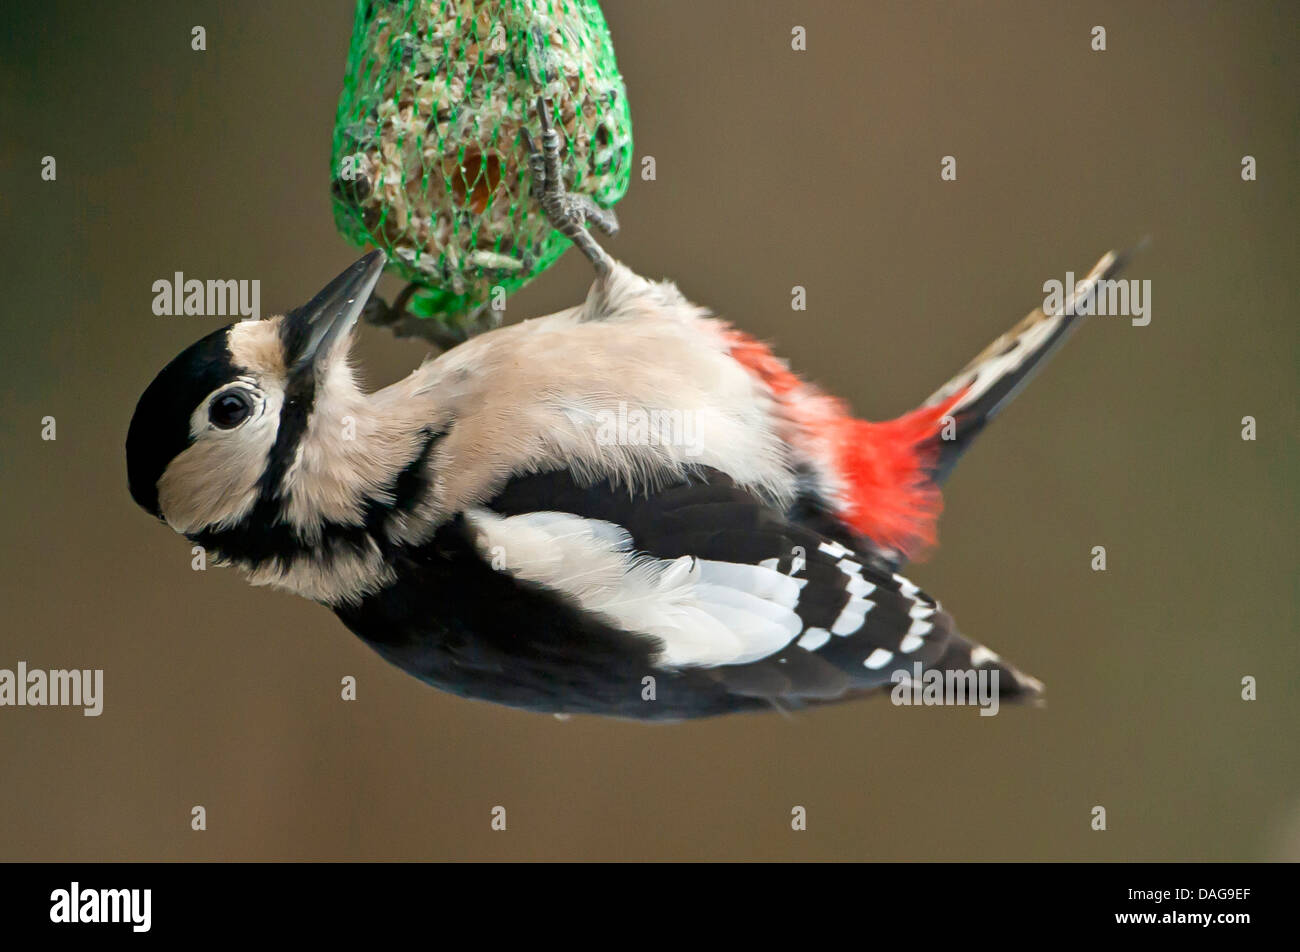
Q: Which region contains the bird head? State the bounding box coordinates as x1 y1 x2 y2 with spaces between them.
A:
126 251 386 537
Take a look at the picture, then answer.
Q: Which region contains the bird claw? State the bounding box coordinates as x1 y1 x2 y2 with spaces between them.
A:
524 96 616 276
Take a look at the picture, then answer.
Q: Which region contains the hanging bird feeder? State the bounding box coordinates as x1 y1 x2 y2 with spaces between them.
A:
330 0 633 338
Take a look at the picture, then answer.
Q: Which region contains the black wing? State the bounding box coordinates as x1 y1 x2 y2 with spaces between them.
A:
486 467 1044 714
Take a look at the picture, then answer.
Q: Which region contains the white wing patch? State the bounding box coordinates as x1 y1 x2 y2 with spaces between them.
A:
796 627 831 651
464 509 806 668
863 648 894 670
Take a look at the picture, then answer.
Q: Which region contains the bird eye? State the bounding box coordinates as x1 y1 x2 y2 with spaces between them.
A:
209 389 253 429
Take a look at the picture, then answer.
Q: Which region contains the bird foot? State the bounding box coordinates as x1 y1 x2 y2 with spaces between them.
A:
522 96 617 277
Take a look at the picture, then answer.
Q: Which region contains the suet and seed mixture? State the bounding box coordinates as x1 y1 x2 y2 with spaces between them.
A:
331 0 633 323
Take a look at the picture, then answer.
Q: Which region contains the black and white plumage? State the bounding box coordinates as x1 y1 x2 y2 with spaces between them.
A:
305 465 1039 720
126 114 1120 718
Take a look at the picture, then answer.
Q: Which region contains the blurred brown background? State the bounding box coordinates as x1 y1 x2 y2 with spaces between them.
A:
0 1 1295 861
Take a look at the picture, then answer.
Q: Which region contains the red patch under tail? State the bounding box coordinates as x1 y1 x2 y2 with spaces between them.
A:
724 329 963 556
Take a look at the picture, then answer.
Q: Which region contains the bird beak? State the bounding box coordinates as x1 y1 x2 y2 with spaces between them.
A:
283 250 386 374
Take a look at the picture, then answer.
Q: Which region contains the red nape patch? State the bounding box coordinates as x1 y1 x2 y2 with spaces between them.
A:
724 328 964 557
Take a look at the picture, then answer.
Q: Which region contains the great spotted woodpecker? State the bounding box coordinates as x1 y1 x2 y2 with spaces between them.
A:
127 102 1125 719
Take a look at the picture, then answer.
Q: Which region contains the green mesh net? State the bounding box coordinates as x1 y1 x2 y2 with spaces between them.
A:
331 0 633 325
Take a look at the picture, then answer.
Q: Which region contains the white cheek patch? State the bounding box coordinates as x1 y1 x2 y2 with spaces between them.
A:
464 509 805 668
156 382 284 533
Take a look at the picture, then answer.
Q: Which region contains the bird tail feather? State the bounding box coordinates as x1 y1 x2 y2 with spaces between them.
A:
916 247 1135 486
